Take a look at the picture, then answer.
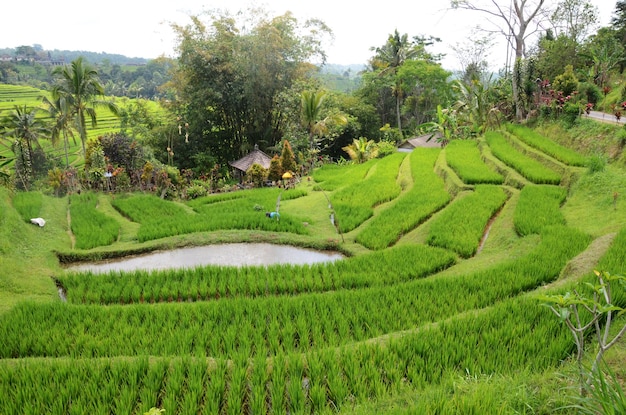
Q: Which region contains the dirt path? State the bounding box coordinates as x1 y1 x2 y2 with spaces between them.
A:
544 232 617 290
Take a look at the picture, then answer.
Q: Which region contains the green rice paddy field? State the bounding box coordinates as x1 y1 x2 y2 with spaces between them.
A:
0 84 162 167
1 104 626 413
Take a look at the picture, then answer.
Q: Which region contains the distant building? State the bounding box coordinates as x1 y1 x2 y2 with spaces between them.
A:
398 133 444 152
39 59 65 66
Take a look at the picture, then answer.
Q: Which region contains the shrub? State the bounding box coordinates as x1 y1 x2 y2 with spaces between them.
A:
579 82 602 105
587 153 607 174
280 140 297 174
246 163 268 187
267 155 283 182
376 140 397 158
562 102 580 127
185 184 207 199
552 65 578 96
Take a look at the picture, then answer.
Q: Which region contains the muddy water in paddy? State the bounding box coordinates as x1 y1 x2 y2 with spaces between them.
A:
66 243 344 274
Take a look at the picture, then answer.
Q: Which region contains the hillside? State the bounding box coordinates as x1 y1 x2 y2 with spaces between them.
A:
0 120 625 413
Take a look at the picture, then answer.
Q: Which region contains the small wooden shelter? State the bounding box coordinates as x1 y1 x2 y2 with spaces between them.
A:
398 133 443 152
229 144 272 181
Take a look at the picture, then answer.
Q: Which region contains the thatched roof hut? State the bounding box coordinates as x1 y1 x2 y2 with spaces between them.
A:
229 144 272 181
398 133 443 152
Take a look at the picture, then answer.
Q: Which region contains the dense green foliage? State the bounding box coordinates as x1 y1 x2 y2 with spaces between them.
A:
112 189 310 242
1 131 624 413
0 46 172 100
59 244 456 304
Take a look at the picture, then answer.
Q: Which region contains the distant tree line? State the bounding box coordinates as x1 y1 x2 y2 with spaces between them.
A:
5 1 626 199
0 45 171 100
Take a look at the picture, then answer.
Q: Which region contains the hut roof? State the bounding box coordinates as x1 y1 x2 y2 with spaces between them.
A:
229 144 272 172
398 133 443 151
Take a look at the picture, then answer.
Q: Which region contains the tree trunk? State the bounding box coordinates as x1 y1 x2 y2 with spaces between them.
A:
512 34 525 121
396 93 402 137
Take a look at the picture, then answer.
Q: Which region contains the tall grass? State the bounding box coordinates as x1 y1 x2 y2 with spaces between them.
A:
332 153 406 233
514 185 567 236
445 139 504 184
11 191 43 222
112 189 310 242
356 148 450 250
506 123 588 166
69 192 120 249
58 244 456 304
0 294 577 415
486 131 562 185
427 185 509 257
0 224 590 360
312 161 371 191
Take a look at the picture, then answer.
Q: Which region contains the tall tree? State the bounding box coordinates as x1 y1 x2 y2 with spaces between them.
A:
370 30 421 136
611 0 626 71
301 90 327 150
42 94 76 168
170 9 331 168
581 27 626 88
451 0 548 120
301 89 347 152
550 0 598 43
452 31 495 83
363 34 448 134
535 31 581 81
50 57 118 157
0 105 49 187
0 105 48 168
612 0 626 44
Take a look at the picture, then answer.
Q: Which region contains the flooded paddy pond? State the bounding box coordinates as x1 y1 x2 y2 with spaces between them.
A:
66 243 344 274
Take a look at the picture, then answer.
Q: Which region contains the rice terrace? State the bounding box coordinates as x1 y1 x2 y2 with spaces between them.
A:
1 114 626 413
2 5 626 412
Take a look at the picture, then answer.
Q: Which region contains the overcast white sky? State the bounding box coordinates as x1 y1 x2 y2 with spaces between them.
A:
0 0 618 70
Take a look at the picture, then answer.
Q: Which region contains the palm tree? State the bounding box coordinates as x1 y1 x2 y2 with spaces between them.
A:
342 137 378 163
0 105 50 187
0 105 49 167
372 30 419 136
301 90 347 150
42 94 76 168
51 57 118 157
301 90 327 150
